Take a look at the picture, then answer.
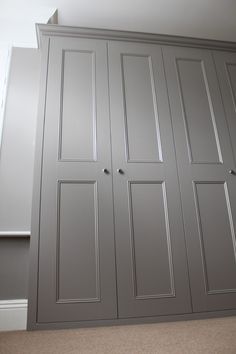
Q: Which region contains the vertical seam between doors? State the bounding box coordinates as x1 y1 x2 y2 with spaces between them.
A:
106 41 119 318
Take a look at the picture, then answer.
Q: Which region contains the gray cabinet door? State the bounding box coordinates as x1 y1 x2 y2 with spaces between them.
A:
163 46 236 312
37 37 117 322
108 42 192 318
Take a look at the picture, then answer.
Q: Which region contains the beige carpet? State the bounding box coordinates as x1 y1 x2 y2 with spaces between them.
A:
0 316 236 354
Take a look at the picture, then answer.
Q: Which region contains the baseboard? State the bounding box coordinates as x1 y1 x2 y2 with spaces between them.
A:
0 299 28 331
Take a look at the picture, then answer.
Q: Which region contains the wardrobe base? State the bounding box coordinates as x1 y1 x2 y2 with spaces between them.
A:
28 308 236 331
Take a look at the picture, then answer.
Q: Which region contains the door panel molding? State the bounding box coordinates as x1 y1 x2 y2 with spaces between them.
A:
214 52 236 164
225 63 236 116
56 180 100 304
193 181 236 296
175 58 223 164
120 54 163 163
127 181 175 300
58 49 97 162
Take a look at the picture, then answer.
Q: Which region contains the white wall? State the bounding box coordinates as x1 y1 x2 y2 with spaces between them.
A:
0 49 40 333
1 0 236 41
0 48 39 332
0 46 11 150
0 7 57 48
0 48 40 231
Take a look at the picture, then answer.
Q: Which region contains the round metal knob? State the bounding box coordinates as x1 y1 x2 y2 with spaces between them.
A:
102 168 109 174
117 168 124 174
229 169 236 175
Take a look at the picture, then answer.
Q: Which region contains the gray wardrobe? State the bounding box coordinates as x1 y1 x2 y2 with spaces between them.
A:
28 25 236 330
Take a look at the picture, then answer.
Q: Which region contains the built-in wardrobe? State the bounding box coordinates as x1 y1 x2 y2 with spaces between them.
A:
28 25 236 330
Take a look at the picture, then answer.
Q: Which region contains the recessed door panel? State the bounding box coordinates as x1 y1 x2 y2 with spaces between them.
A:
109 41 191 318
57 182 99 302
128 182 174 299
214 52 236 162
60 50 96 161
164 46 236 312
226 64 236 104
176 59 222 163
193 182 236 294
121 55 162 162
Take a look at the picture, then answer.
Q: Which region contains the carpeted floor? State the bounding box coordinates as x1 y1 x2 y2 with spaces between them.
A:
0 316 236 354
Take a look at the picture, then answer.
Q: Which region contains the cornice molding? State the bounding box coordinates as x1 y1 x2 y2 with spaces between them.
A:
36 24 236 52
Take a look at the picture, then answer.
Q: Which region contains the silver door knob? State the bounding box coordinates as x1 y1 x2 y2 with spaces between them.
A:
229 169 236 175
117 168 124 174
102 168 109 174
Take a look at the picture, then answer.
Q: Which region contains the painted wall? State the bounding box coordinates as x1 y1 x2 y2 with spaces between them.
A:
0 48 40 299
0 48 40 232
0 238 29 300
1 0 236 42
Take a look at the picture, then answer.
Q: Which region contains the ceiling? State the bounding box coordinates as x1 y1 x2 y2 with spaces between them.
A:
1 0 236 42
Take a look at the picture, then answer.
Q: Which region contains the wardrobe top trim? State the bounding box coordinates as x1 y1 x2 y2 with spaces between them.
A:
36 24 236 52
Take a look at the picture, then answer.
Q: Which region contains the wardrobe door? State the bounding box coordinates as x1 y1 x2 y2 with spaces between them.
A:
163 46 236 312
214 52 236 161
37 37 117 323
108 42 192 318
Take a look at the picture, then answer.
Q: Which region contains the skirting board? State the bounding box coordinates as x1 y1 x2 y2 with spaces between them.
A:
0 299 28 331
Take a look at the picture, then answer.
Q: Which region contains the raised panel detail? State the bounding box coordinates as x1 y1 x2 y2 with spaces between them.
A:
128 182 175 299
176 59 222 164
121 55 162 162
226 63 236 111
59 50 97 161
56 181 100 302
193 182 236 294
